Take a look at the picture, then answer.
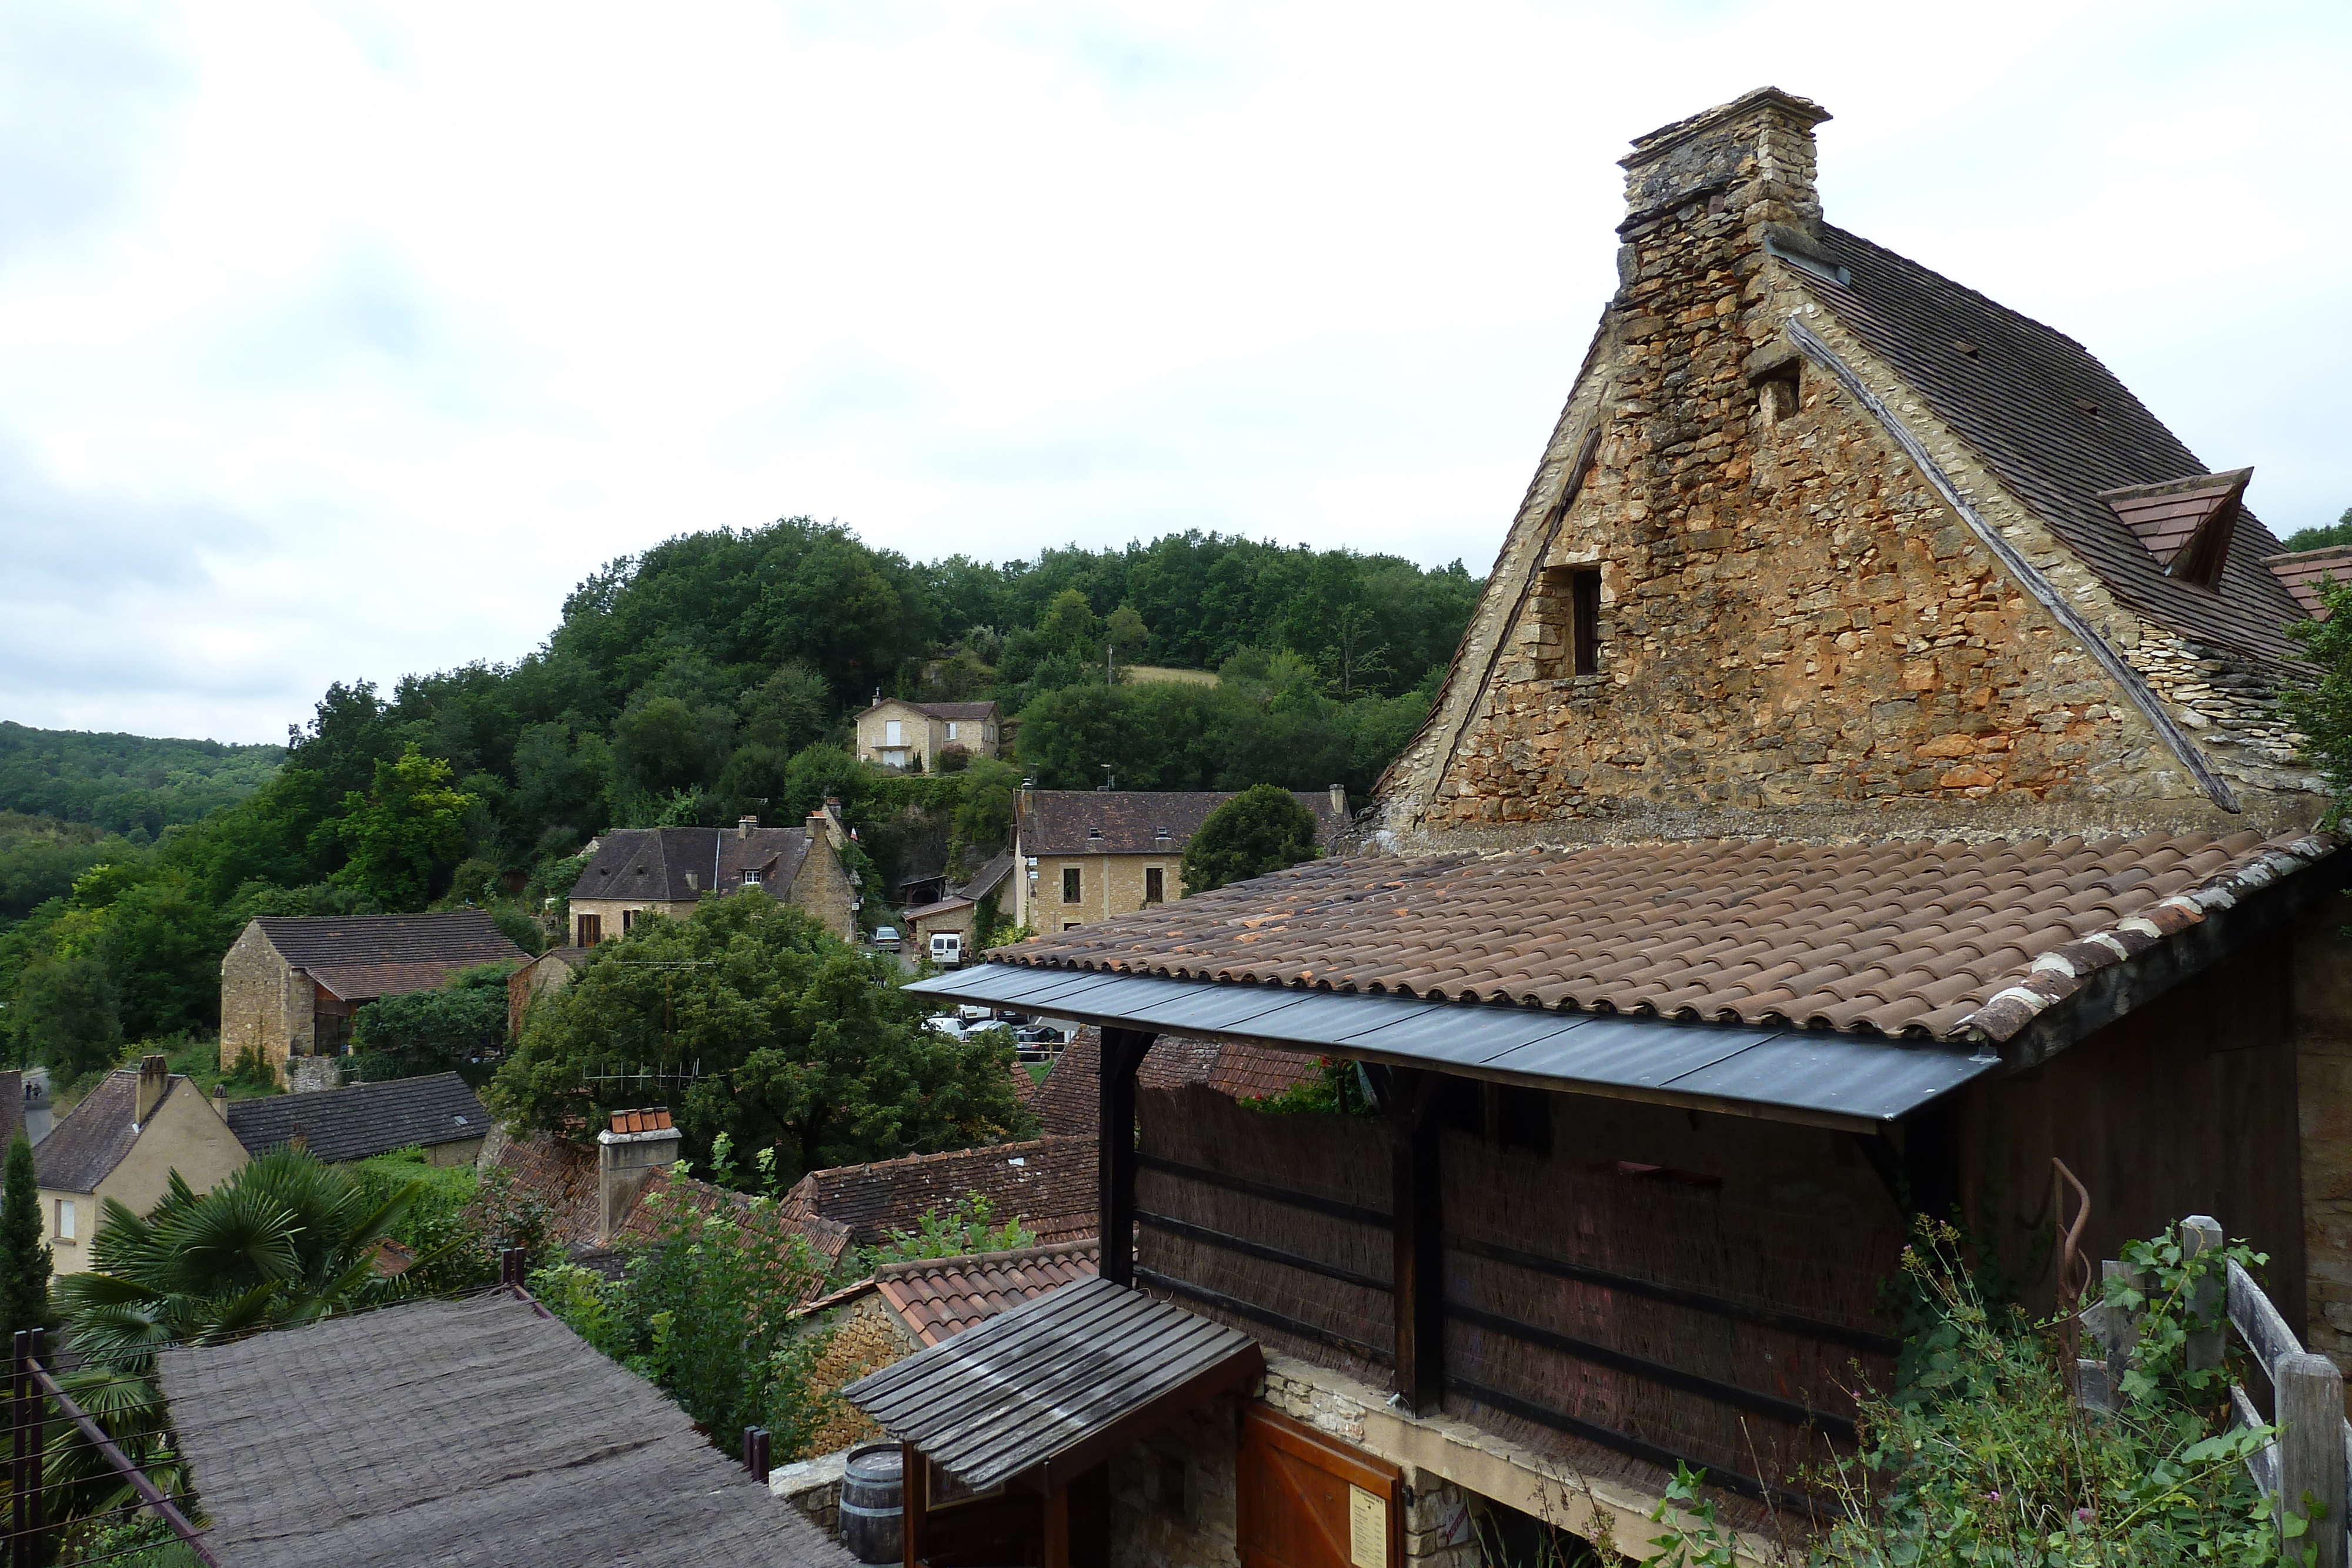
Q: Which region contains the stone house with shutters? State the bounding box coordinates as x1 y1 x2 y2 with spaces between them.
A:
881 89 2352 1566
564 808 858 948
854 698 1002 772
1011 787 1349 934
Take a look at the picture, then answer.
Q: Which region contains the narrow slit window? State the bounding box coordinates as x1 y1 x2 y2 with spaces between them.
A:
1144 867 1164 905
1063 867 1083 904
1571 567 1602 676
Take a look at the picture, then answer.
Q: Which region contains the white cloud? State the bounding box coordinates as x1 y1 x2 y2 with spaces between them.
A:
1 0 2346 741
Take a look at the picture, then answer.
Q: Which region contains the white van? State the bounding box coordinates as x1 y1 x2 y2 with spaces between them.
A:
930 931 964 967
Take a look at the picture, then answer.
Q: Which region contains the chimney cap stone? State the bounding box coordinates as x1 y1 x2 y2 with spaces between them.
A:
1621 86 1830 168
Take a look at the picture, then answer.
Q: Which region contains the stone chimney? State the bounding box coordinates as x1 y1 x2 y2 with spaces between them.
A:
596 1107 683 1245
738 814 758 840
1616 87 1830 287
211 1085 230 1124
1328 784 1348 820
134 1054 169 1128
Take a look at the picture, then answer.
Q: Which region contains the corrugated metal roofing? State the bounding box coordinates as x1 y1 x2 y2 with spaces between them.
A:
844 1277 1261 1491
907 968 1997 1127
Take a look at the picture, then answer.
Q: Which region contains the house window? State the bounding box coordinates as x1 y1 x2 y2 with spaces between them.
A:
622 909 638 933
1063 921 1080 932
1063 867 1082 904
946 721 960 740
884 719 904 747
1536 566 1604 678
54 1200 75 1242
1145 867 1164 905
741 869 761 887
576 912 601 947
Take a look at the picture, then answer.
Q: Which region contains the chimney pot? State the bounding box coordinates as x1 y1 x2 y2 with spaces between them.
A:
596 1106 684 1245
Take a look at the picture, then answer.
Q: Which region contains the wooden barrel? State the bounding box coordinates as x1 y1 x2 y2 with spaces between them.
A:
840 1443 904 1564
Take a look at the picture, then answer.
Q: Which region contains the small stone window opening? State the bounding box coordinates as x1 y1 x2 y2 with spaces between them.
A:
1535 566 1604 678
1758 365 1802 426
1062 867 1083 904
1144 867 1164 905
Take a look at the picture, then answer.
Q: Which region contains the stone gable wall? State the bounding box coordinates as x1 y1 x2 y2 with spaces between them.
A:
1380 96 2321 847
217 922 310 1080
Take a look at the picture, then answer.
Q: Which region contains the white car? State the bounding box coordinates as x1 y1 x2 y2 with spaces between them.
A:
923 1014 967 1039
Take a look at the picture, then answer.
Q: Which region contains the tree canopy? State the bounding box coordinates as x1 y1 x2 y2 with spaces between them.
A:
487 891 1034 1182
1181 783 1325 894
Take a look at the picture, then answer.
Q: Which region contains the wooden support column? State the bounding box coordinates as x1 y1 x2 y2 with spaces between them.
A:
1098 1027 1157 1288
1042 1480 1071 1568
1382 1067 1445 1415
901 1443 928 1568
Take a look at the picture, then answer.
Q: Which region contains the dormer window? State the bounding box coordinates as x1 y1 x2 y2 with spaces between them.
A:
741 868 762 887
2099 469 2253 591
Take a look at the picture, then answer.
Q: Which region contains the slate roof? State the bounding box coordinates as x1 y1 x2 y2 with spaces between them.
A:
961 850 1016 904
918 701 998 721
574 825 812 905
34 1072 193 1194
252 913 524 1003
780 1136 1097 1247
1802 227 2306 665
1018 790 1346 857
991 832 2336 1044
158 1292 850 1568
223 1074 489 1163
1035 1029 1319 1137
873 1238 1100 1346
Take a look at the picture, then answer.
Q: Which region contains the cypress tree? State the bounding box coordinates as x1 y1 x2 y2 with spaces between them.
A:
0 1133 51 1338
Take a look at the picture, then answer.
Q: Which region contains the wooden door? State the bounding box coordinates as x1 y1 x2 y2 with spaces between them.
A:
1238 1406 1402 1568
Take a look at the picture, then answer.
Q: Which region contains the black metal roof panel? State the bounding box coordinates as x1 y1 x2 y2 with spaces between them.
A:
908 968 1996 1126
844 1277 1262 1491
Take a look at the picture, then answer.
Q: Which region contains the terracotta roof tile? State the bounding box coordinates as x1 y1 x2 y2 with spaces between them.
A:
778 1136 1097 1247
2267 546 2352 621
1018 790 1345 857
873 1239 1100 1346
1034 1029 1320 1137
993 833 2337 1044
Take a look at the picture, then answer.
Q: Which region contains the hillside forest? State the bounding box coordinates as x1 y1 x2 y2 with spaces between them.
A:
0 520 1482 1085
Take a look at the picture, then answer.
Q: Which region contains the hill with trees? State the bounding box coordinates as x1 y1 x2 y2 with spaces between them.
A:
0 518 1483 1083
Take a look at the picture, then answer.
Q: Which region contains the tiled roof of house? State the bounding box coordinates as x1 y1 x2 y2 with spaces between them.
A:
2267 546 2352 621
918 701 998 721
873 1238 1099 1346
904 897 974 921
1018 790 1345 857
253 912 523 970
224 1074 489 1163
477 1127 601 1251
157 1293 850 1568
1035 1029 1320 1137
1803 227 2305 665
779 1136 1097 1247
574 825 812 906
35 1072 194 1194
961 851 1016 904
993 832 2336 1044
620 1166 853 1275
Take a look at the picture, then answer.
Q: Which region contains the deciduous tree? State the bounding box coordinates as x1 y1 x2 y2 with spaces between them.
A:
1180 783 1322 894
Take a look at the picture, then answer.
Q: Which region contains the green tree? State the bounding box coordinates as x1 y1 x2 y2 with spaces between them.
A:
951 756 1022 864
332 744 475 911
351 961 519 1084
1103 603 1148 664
1037 588 1100 658
1181 783 1322 894
11 948 122 1081
0 1134 52 1338
489 890 1033 1185
2284 574 2352 813
2283 505 2352 553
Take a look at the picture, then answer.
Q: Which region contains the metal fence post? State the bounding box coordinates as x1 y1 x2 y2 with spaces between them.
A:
2277 1353 2347 1568
10 1328 25 1568
2183 1215 2225 1375
23 1331 41 1568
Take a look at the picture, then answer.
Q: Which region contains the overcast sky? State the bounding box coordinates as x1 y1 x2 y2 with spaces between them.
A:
5 1 2347 745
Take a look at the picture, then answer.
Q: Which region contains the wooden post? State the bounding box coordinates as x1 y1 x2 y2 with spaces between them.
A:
1387 1069 1444 1416
901 1443 928 1568
1098 1028 1155 1289
1042 1480 1071 1568
2181 1215 2225 1375
2277 1353 2346 1568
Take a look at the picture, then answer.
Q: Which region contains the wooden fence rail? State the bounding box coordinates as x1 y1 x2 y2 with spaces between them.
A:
2081 1214 2348 1568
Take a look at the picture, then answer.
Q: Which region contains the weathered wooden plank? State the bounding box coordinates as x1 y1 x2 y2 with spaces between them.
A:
2276 1353 2346 1568
2229 1383 2278 1496
2183 1216 2226 1374
2229 1257 2301 1377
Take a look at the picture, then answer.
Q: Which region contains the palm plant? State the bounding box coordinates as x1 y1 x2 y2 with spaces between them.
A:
43 1150 426 1538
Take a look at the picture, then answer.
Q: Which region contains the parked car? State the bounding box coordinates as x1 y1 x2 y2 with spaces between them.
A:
871 925 902 952
923 1014 967 1039
930 932 965 967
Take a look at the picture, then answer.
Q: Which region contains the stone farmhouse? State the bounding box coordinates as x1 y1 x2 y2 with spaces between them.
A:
1011 787 1349 934
566 808 857 948
854 697 1001 773
219 911 525 1091
888 88 2352 1564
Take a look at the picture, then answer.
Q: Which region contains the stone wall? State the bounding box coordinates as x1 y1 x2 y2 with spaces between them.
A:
1108 1393 1242 1568
1377 91 2321 847
2295 894 2352 1373
1017 853 1181 932
787 837 861 941
217 922 309 1079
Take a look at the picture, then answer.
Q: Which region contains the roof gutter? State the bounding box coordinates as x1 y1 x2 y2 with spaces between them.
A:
1785 313 2241 813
